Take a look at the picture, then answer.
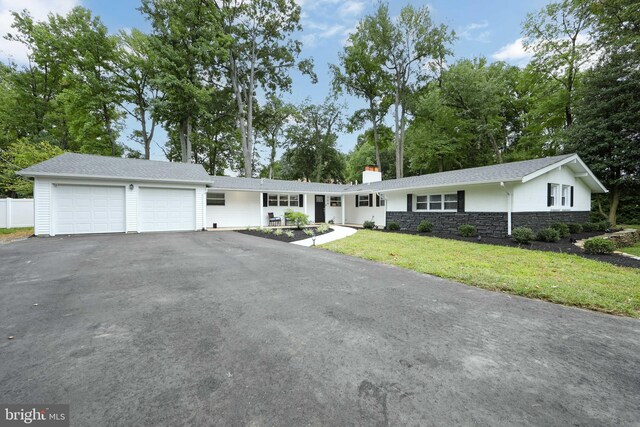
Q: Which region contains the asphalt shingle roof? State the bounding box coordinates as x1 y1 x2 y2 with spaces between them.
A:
208 176 349 193
19 152 212 184
348 154 577 192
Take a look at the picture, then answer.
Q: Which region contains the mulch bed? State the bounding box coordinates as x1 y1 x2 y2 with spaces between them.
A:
373 229 640 269
237 227 332 243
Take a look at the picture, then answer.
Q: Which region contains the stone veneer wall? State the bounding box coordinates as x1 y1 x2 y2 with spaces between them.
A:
386 210 591 237
511 211 590 232
386 211 508 237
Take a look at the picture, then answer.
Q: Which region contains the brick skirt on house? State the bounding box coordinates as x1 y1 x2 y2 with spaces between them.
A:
386 211 590 237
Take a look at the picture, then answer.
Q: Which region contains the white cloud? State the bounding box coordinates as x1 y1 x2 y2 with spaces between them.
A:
0 0 80 64
492 37 533 65
458 20 490 43
339 1 365 18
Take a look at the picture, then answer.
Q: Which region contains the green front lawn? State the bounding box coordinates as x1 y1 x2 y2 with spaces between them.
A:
322 230 640 317
0 227 33 235
0 227 33 242
620 242 640 257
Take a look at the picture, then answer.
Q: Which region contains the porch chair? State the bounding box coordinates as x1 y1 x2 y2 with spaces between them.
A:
268 212 282 226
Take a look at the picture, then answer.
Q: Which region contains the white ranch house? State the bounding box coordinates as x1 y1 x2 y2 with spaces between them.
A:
19 152 606 237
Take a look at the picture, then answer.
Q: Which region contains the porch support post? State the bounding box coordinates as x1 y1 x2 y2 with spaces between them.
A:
303 194 308 216
341 195 345 225
259 192 264 227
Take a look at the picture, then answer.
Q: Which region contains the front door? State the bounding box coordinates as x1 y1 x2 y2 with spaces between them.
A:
314 195 325 223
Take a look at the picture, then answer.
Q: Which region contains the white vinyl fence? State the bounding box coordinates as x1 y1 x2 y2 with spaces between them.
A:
0 198 34 228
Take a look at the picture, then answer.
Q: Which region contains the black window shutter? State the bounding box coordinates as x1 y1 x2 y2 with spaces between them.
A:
547 183 552 207
355 195 359 208
369 193 373 207
570 186 574 207
262 193 268 207
407 194 413 212
376 194 380 207
299 194 304 207
457 190 465 213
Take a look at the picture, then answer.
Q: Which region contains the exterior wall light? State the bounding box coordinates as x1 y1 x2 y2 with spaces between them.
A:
129 184 134 190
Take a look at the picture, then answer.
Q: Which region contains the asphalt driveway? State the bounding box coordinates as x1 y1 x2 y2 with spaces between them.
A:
1 232 638 426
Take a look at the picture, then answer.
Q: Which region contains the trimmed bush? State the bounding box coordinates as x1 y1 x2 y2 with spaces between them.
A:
567 223 583 234
317 223 330 233
511 227 535 244
583 237 616 254
285 210 310 229
536 227 561 242
595 220 611 232
303 228 315 236
458 224 476 237
417 220 433 233
363 220 375 229
284 230 294 238
387 221 401 231
273 228 283 236
582 222 599 232
551 222 570 238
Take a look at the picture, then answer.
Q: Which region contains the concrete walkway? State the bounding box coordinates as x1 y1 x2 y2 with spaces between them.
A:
291 225 357 247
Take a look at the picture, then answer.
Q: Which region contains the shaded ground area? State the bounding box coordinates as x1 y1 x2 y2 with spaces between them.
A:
0 227 33 244
375 229 640 268
1 232 639 426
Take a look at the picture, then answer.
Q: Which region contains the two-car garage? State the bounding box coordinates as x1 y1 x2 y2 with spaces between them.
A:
20 153 211 236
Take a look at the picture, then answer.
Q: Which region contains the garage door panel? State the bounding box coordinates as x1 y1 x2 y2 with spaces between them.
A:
139 188 195 232
54 185 126 235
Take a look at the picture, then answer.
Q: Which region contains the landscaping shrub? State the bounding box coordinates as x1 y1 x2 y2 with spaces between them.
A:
511 227 535 244
595 220 611 232
417 220 433 233
363 220 375 229
583 237 616 254
303 228 315 236
458 224 476 237
273 228 283 236
582 222 599 232
551 222 570 238
284 230 294 238
285 210 310 229
387 221 401 231
567 223 583 234
317 223 330 233
261 227 273 234
536 227 561 242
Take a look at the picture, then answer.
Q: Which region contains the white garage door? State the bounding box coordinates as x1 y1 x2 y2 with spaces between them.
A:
139 187 196 232
54 185 126 235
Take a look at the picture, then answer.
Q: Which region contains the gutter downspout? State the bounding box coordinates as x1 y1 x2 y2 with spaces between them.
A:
500 182 512 235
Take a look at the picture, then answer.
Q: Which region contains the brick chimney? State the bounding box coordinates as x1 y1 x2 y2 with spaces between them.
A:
362 165 382 183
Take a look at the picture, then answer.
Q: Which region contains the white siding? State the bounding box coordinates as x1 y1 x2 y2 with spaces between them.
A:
513 165 591 212
207 191 261 228
32 177 206 236
344 194 386 227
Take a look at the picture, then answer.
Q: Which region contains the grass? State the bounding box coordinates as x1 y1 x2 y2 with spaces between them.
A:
620 224 640 230
619 242 640 257
0 227 33 242
322 230 640 318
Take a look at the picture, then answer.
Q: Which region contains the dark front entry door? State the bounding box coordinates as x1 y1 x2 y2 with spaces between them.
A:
315 195 325 223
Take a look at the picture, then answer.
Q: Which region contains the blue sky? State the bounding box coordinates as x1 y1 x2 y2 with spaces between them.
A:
1 0 551 164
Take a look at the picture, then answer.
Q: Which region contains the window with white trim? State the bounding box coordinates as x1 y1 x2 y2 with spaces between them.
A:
358 194 370 207
206 192 225 206
330 196 342 207
561 185 570 207
268 194 278 206
289 195 299 207
267 194 298 207
416 193 457 211
550 184 559 207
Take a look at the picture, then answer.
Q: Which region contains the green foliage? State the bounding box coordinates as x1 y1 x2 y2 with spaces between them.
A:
0 140 63 197
595 220 612 232
583 238 616 255
536 227 561 243
317 223 330 234
550 222 570 238
261 228 273 234
582 222 599 232
568 223 583 234
345 126 395 183
363 220 376 229
458 224 476 237
273 228 283 236
386 221 400 231
417 220 433 233
511 227 535 244
284 230 295 238
284 210 310 230
303 228 315 237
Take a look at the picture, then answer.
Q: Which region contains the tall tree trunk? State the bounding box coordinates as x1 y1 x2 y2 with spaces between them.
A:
179 118 187 162
399 106 406 177
393 86 402 178
369 101 382 171
269 142 276 179
186 116 192 162
608 184 620 226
